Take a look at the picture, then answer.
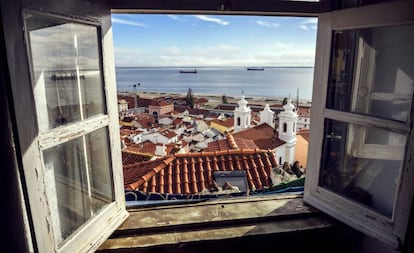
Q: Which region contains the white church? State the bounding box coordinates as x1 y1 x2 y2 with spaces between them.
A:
233 95 298 166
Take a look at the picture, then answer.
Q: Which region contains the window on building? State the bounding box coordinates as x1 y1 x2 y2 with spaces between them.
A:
283 123 287 132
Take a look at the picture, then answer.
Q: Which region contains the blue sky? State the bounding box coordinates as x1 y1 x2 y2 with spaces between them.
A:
111 14 317 67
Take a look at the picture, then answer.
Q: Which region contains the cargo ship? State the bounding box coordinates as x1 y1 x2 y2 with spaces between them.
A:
247 67 264 71
179 69 197 73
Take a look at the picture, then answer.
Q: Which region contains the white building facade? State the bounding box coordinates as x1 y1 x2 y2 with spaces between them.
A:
277 98 298 165
234 95 251 132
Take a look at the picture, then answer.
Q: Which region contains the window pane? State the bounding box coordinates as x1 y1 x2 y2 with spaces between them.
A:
85 128 115 211
25 12 106 131
327 24 414 122
43 127 114 245
319 119 406 218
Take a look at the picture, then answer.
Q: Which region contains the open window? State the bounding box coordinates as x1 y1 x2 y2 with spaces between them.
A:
304 1 414 249
5 1 128 252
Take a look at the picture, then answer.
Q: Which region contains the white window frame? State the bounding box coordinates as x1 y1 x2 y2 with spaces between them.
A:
304 1 414 249
10 5 128 253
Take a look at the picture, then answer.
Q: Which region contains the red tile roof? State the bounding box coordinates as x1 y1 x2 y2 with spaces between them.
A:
135 113 156 128
124 149 278 194
233 123 285 150
297 129 310 142
122 150 152 166
172 118 183 126
137 98 153 107
204 134 259 152
215 104 237 110
125 141 157 156
150 100 171 106
297 106 311 117
160 129 177 139
195 98 209 104
208 118 234 128
174 105 210 116
117 95 135 109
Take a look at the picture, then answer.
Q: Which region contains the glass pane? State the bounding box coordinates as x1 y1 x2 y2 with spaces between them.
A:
85 128 114 211
43 127 113 245
319 119 406 218
327 24 414 122
25 12 106 131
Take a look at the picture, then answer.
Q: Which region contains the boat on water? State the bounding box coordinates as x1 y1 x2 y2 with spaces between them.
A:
179 69 197 74
246 67 264 71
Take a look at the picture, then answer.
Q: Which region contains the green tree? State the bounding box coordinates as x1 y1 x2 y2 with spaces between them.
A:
186 87 194 108
221 94 228 104
282 97 288 105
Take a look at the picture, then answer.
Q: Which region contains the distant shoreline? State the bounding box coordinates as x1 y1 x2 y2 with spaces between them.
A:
118 90 312 107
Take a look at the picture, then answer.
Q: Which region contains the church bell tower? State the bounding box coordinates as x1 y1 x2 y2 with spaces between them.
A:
234 95 251 132
277 97 298 165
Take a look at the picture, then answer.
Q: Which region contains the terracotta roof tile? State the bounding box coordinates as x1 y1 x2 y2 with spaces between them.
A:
150 100 171 106
233 123 285 150
117 95 135 109
124 149 278 194
209 118 234 128
122 151 152 166
204 134 259 152
160 129 177 139
125 141 157 156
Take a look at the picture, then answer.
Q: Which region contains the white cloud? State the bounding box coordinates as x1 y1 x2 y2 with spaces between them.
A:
255 20 280 28
111 17 148 27
167 15 186 22
301 18 318 24
273 42 293 51
161 46 182 55
193 15 229 26
114 42 315 67
299 18 317 31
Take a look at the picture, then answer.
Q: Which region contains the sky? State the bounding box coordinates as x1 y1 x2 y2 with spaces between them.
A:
111 14 317 67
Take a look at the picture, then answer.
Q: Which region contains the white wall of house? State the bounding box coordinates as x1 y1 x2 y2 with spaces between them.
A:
130 133 143 144
274 144 287 167
118 99 128 112
155 144 167 157
158 117 173 125
174 126 187 136
196 120 209 132
142 132 169 144
297 116 310 130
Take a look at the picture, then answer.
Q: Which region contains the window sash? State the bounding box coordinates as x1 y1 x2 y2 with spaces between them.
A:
304 1 414 249
6 6 129 252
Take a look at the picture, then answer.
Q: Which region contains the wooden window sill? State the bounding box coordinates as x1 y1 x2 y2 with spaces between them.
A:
98 194 335 251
